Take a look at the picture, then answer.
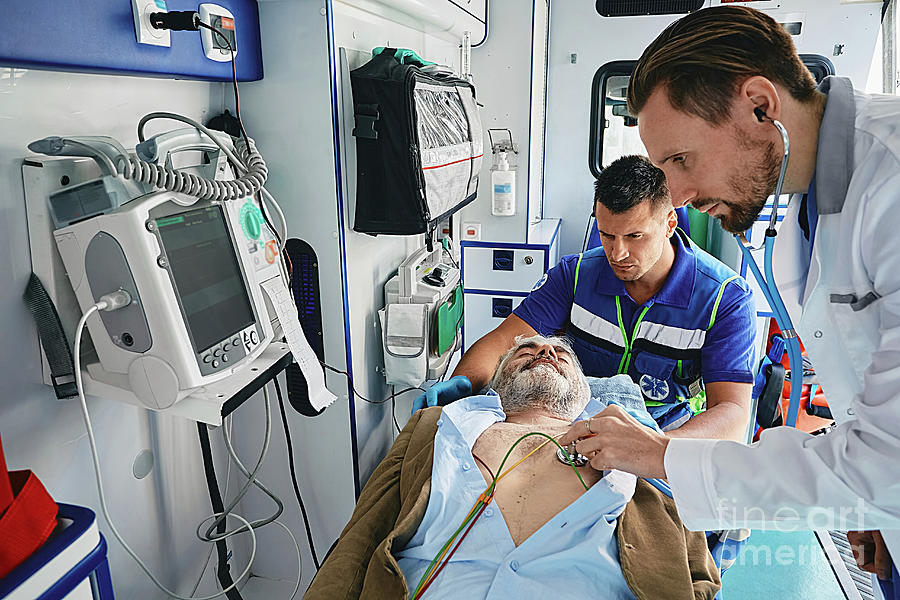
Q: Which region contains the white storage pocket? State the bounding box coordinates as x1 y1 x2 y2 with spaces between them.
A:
380 303 429 387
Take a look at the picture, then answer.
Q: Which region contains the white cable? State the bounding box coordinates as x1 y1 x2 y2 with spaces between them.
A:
199 387 284 542
214 384 303 599
260 187 289 249
74 304 257 600
270 519 304 600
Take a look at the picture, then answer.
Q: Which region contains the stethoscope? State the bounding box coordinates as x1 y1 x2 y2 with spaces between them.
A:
734 107 804 427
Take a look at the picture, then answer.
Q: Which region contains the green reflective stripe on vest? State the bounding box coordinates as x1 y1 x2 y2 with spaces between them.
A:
573 253 584 295
708 275 741 330
615 296 652 375
688 390 707 414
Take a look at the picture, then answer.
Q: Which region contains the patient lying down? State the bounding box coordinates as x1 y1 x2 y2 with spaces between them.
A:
304 336 720 600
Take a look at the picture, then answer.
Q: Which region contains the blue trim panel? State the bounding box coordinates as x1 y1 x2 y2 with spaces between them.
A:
465 288 530 297
325 0 361 498
0 504 109 598
461 240 552 250
548 218 561 248
0 0 262 82
525 0 536 242
40 535 113 600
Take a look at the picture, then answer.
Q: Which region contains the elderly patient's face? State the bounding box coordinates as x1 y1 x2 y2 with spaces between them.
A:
492 339 589 421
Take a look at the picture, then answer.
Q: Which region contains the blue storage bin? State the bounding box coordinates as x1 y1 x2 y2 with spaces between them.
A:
0 503 114 600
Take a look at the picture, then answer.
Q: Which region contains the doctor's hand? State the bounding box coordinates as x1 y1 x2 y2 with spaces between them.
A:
848 530 894 580
410 375 472 414
558 404 670 479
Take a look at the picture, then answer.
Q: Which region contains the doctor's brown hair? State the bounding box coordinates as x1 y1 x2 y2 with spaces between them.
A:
627 5 818 125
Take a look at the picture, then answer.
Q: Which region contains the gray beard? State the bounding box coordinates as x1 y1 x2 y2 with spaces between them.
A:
495 364 584 421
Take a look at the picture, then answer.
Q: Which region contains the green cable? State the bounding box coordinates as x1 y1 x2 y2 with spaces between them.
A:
412 432 590 597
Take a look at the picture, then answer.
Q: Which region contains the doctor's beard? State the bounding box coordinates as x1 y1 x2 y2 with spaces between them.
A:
494 362 589 422
694 138 781 234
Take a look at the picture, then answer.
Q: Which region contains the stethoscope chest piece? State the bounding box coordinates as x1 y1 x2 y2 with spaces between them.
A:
557 444 589 467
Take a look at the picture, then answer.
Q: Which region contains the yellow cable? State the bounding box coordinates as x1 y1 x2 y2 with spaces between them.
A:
496 432 564 483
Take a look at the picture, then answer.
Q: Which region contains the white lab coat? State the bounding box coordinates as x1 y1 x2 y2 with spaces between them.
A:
664 78 900 562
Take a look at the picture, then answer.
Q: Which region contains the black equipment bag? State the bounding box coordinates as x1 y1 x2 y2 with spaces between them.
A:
350 48 483 235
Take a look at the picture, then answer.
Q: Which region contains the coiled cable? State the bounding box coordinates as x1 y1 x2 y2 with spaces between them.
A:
115 133 267 201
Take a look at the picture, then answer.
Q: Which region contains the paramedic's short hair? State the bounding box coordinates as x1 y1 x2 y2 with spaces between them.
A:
594 155 670 215
627 5 818 125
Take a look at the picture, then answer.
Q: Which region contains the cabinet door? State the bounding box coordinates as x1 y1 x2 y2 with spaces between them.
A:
462 246 547 293
463 293 524 351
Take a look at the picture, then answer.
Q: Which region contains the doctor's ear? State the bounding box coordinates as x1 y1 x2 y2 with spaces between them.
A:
739 76 781 125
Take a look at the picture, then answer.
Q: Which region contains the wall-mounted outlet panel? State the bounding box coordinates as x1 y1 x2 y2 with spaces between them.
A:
0 0 262 81
133 0 171 47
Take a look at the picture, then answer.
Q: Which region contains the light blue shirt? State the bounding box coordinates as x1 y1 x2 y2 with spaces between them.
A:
394 391 638 600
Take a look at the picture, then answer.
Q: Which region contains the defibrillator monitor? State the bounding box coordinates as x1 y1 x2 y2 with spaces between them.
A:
154 206 256 358
54 191 283 410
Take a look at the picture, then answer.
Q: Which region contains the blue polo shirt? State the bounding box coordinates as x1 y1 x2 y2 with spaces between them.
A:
514 230 755 418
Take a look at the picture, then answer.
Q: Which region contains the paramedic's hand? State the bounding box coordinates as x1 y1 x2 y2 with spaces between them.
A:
558 404 669 479
848 530 893 580
410 376 472 414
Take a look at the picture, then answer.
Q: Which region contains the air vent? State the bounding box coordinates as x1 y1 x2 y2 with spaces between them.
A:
596 0 704 17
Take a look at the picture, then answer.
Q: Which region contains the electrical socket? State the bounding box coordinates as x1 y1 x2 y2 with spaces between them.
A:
132 0 171 47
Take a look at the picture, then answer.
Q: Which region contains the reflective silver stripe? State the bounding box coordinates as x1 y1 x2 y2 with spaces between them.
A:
569 303 622 346
635 321 706 350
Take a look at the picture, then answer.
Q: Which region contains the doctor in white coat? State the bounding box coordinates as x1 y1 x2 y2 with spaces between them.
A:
560 5 900 592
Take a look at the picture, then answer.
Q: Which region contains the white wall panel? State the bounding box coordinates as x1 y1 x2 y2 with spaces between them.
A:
0 67 245 598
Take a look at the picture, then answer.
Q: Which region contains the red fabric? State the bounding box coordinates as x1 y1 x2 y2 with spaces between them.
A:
0 467 58 580
0 436 12 518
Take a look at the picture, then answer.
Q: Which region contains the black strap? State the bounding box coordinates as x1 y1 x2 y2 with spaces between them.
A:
352 103 380 140
22 273 78 399
197 423 244 600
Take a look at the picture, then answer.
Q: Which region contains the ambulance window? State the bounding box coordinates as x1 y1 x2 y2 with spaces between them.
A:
589 61 641 178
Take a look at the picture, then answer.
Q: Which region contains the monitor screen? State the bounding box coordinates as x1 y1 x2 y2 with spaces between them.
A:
155 206 255 353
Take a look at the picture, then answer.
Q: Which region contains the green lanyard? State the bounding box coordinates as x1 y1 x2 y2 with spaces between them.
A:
614 296 652 375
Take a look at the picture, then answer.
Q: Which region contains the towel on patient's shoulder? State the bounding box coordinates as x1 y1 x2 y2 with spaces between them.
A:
587 374 662 432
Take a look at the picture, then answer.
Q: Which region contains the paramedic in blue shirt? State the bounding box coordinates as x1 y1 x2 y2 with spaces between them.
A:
558 5 900 589
421 154 757 442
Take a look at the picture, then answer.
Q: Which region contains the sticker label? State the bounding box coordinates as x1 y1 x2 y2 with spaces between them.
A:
265 240 278 264
494 183 512 194
532 273 548 291
640 374 670 402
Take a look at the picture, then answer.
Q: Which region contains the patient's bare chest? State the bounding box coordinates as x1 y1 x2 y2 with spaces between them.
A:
471 422 603 546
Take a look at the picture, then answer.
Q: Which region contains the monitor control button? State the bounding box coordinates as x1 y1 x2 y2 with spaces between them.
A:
203 355 212 364
212 360 220 368
213 349 223 357
222 355 229 363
